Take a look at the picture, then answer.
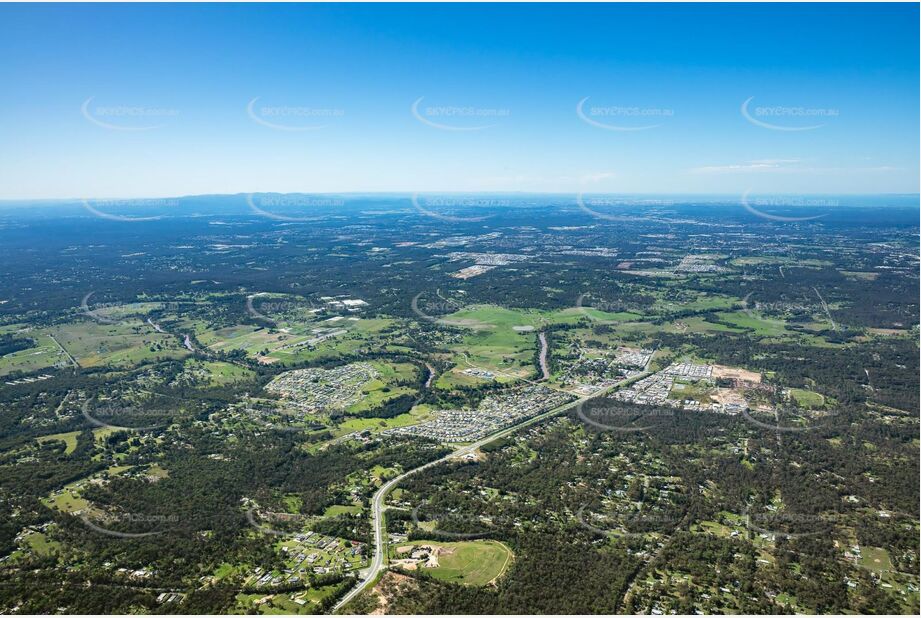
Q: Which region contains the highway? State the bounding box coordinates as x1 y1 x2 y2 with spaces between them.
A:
332 370 647 611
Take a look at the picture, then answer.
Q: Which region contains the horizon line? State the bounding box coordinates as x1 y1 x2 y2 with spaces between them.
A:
1 191 919 204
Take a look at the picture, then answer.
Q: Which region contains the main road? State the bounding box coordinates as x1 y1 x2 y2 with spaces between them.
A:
48 334 79 369
332 370 650 611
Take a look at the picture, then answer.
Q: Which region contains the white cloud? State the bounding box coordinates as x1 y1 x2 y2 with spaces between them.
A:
690 161 794 174
748 158 802 165
689 159 902 177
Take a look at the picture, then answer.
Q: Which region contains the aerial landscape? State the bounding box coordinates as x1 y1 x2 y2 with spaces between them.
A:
0 2 918 616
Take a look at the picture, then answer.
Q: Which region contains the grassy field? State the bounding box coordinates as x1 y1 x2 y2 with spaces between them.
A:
181 359 255 385
714 311 792 338
93 426 121 443
44 485 91 513
789 388 825 409
48 320 188 367
856 546 919 610
441 304 599 331
575 308 644 323
685 318 746 334
859 546 894 574
651 293 738 314
729 256 788 266
0 330 70 376
42 465 136 514
23 531 62 556
1 303 196 376
323 504 362 517
37 430 80 455
235 592 317 615
432 305 575 388
695 520 733 537
197 323 287 354
206 360 255 382
669 381 713 404
346 361 419 413
334 403 436 436
840 270 880 281
415 540 513 586
196 316 397 365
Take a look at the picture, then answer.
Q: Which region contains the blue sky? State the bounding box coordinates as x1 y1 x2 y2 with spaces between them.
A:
0 2 917 199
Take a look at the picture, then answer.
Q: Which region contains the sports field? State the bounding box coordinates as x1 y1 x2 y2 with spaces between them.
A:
415 540 513 586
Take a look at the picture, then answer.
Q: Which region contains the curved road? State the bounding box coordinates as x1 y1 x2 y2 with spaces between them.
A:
332 372 646 611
